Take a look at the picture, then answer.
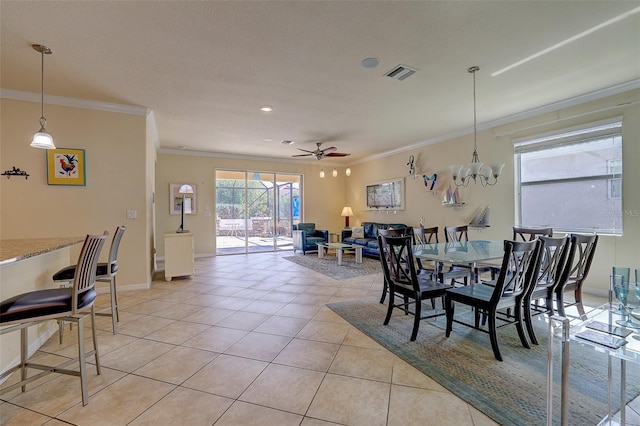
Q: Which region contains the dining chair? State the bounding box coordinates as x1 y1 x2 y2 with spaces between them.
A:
0 233 107 405
412 226 439 278
378 234 452 341
54 225 126 338
378 227 410 304
513 226 553 241
523 235 570 345
554 233 598 319
444 238 543 361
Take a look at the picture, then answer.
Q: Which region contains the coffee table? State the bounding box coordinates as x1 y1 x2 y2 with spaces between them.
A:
317 242 363 266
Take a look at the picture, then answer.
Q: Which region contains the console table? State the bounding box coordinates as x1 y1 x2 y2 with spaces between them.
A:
164 232 194 281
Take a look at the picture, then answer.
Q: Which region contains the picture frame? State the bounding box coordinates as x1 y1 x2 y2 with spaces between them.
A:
46 148 86 186
170 183 197 215
366 177 405 210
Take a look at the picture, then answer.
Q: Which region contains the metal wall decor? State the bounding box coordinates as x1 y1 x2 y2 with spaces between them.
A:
2 166 30 179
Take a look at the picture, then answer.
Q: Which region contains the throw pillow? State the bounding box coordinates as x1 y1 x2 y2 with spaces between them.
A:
351 227 364 238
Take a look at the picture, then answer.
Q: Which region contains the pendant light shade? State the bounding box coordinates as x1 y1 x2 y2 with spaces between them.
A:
30 44 55 150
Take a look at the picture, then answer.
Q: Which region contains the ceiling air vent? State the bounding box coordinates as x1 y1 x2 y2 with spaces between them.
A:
384 65 417 81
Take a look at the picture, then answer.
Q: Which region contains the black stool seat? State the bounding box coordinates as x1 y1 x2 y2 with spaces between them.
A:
1 288 96 324
52 263 118 281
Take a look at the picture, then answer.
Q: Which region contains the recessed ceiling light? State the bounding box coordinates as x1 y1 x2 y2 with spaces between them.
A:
281 140 295 145
178 146 186 150
260 105 273 112
361 57 380 68
263 138 273 143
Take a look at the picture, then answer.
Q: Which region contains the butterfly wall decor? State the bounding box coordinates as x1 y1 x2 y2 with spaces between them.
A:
423 173 437 190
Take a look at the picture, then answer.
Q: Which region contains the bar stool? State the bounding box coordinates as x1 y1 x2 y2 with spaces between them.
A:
0 233 107 406
53 225 125 338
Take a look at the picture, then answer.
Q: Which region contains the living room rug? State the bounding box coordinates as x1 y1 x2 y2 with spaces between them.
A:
283 254 381 280
327 297 640 426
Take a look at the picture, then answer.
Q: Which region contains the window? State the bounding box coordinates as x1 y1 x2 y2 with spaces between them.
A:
514 118 623 234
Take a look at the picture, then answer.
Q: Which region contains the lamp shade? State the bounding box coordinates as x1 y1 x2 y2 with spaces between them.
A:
341 206 353 228
30 131 55 149
341 207 353 217
179 184 194 194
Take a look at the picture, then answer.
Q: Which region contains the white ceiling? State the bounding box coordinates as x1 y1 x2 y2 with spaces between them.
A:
2 1 639 164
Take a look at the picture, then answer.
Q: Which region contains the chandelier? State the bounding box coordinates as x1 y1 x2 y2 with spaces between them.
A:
449 66 504 187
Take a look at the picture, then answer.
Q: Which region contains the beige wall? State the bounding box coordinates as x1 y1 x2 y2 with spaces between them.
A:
0 98 151 291
346 90 640 294
155 153 349 257
4 88 636 297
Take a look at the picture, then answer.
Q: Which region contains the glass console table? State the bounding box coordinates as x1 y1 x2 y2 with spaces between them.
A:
548 305 640 425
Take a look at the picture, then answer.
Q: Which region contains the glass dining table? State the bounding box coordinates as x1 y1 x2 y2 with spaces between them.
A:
413 240 505 283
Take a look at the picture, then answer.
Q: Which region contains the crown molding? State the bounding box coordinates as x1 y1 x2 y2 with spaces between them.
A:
158 148 346 167
0 88 149 116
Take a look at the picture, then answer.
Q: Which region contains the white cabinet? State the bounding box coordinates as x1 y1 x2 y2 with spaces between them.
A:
164 232 194 281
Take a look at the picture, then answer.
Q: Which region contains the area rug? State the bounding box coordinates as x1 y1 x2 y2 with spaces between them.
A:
283 254 381 280
327 297 640 426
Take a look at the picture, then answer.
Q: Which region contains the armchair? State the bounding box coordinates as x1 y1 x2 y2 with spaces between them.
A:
292 223 328 255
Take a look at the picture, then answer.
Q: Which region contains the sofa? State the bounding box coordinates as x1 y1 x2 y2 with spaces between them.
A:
342 222 410 258
292 223 329 255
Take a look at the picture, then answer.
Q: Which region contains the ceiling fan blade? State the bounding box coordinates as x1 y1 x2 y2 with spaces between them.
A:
296 148 316 154
320 146 337 155
292 153 313 157
326 152 351 157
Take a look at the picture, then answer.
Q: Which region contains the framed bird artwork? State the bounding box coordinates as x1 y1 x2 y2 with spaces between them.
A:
46 148 86 186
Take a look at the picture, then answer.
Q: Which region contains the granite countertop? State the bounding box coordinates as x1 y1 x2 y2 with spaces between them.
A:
0 237 84 265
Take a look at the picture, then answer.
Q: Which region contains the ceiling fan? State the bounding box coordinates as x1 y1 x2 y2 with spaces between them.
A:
292 142 351 160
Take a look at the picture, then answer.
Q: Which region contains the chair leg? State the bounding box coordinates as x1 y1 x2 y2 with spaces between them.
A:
379 278 388 304
514 303 531 349
488 313 503 362
574 288 586 319
77 316 89 406
445 297 454 337
524 299 539 346
20 327 28 392
410 296 422 341
91 306 101 375
555 292 566 317
383 291 394 325
109 277 118 334
58 319 64 344
113 276 120 322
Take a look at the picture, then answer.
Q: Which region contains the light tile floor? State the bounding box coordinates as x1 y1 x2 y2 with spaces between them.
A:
0 252 637 425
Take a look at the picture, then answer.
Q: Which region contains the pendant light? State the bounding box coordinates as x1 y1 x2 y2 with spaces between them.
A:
449 66 504 186
30 44 55 149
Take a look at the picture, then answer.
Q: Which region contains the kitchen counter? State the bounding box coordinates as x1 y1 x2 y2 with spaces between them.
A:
0 237 84 266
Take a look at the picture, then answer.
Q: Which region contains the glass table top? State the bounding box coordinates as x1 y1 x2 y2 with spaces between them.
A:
413 240 505 264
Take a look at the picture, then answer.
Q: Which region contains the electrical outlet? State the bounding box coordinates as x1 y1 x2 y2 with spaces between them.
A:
126 210 137 219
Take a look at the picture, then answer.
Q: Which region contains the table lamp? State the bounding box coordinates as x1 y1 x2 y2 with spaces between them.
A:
341 206 353 229
177 184 194 233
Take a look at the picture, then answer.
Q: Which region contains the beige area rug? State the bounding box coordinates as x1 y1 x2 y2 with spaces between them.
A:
283 254 381 280
328 297 640 426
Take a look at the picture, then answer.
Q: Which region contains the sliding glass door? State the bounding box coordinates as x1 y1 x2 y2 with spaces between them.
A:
215 170 301 255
